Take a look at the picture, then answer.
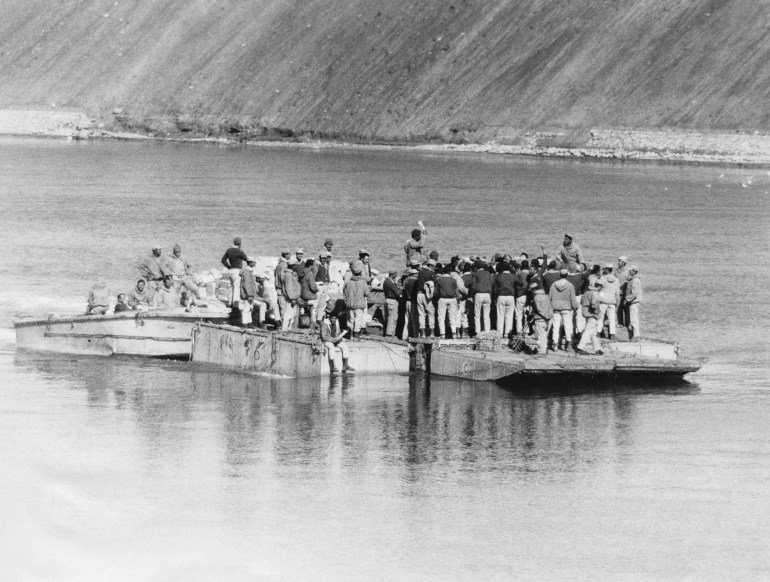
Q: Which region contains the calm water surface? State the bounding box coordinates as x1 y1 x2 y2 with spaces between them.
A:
0 137 769 580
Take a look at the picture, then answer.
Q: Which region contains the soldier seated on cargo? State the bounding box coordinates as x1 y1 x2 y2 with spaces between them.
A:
319 307 355 374
86 279 110 315
151 275 180 310
127 278 153 311
114 293 130 313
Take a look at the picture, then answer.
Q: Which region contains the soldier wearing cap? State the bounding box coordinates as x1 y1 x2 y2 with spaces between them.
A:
251 269 271 328
344 260 370 338
625 265 643 340
274 248 291 324
138 244 165 291
280 257 301 330
598 263 621 340
291 247 305 276
529 282 553 354
161 243 202 299
548 268 579 351
576 279 604 355
315 250 331 284
237 256 259 327
557 233 584 274
415 258 437 337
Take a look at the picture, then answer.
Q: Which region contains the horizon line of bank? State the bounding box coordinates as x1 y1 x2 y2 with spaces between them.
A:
0 109 768 167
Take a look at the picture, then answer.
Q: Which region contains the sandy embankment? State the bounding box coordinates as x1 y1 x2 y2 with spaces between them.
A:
2 109 769 166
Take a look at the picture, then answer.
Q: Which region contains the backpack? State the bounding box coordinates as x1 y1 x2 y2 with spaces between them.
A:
424 280 435 300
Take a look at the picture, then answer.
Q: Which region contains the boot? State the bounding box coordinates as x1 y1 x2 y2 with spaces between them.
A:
342 358 355 373
329 360 339 374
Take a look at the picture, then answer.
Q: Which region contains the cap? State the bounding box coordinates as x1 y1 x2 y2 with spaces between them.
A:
630 265 639 271
618 255 628 262
281 248 290 255
152 244 162 250
233 237 241 246
559 268 568 275
426 259 437 266
173 244 181 253
603 263 614 270
319 250 330 258
429 250 439 260
295 247 304 254
359 249 369 256
324 238 334 245
247 256 256 263
389 269 398 276
350 260 363 275
494 253 502 260
564 233 573 239
287 257 298 266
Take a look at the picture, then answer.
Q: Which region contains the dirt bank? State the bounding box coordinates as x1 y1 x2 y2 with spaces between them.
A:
0 0 767 162
2 109 768 166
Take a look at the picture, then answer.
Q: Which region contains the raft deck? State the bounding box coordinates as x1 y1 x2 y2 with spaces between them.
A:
190 322 412 377
190 322 700 381
423 339 701 382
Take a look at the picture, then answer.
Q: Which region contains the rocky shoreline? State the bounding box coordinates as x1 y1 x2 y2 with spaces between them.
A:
2 109 769 167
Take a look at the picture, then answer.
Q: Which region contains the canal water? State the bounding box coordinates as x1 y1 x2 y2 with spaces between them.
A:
0 137 768 580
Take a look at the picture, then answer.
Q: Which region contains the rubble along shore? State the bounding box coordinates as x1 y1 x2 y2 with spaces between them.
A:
1 109 769 167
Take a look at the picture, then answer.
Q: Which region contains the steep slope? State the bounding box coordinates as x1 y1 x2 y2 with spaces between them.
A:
0 0 767 144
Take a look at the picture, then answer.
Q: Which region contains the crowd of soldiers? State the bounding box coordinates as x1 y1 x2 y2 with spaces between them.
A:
225 228 642 359
393 228 642 355
85 228 642 367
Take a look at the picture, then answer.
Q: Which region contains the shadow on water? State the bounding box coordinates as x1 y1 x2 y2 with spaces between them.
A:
13 351 701 480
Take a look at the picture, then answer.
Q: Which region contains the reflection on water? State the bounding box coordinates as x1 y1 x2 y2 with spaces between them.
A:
5 349 768 579
17 352 697 480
